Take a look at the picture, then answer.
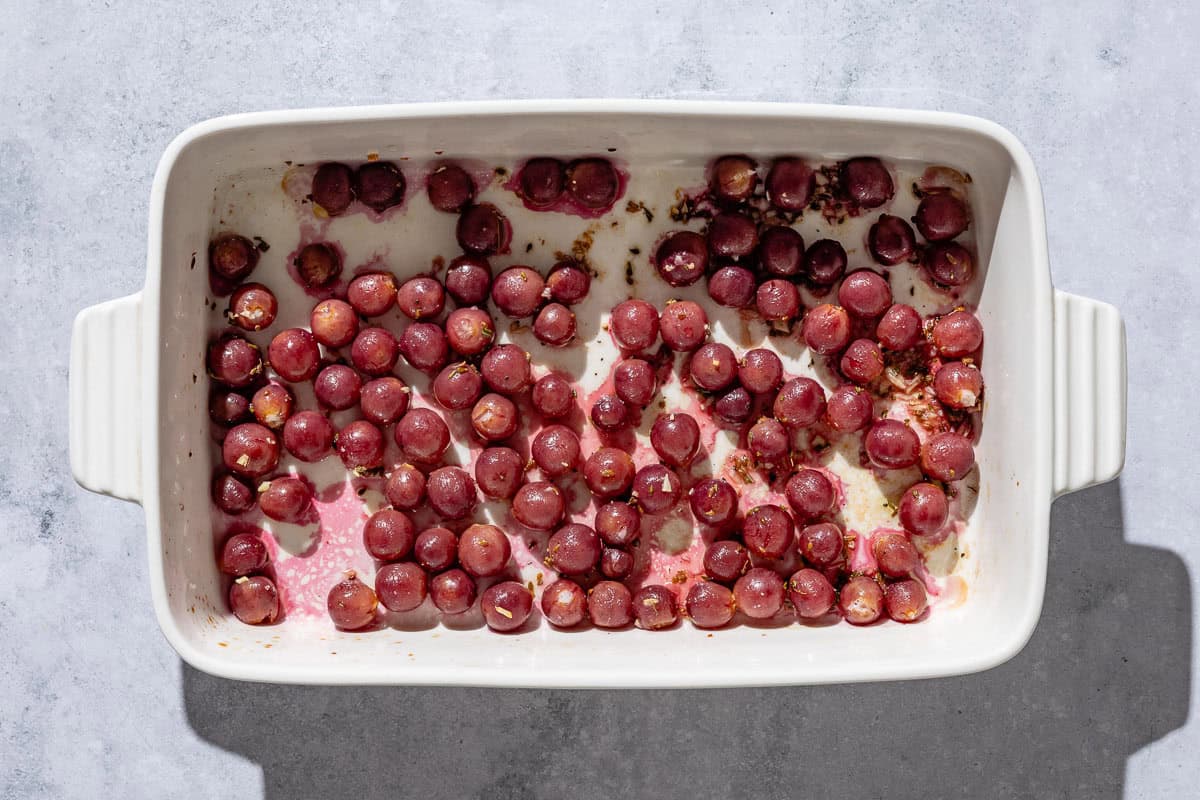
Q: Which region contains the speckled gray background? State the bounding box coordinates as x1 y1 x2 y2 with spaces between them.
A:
2 1 1195 797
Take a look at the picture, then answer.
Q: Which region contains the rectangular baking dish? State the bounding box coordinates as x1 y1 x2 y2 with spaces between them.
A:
68 100 1126 686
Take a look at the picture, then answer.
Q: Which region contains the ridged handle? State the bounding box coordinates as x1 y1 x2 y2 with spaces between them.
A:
69 293 144 503
1053 290 1127 497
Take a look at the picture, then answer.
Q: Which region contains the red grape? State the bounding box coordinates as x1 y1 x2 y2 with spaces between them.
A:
920 432 976 482
924 241 974 286
480 344 531 394
915 193 969 241
445 307 495 358
430 569 476 614
583 447 636 499
864 420 921 470
347 272 398 318
590 393 630 433
650 413 700 468
802 303 852 355
251 383 294 429
707 265 756 307
426 466 477 520
839 575 884 625
840 338 885 384
354 161 406 213
707 212 758 258
458 523 512 577
798 522 844 567
587 581 633 628
933 361 983 409
363 508 416 561
655 231 709 287
898 482 949 536
704 539 750 584
210 390 250 427
546 261 591 305
444 254 492 306
659 300 708 352
785 468 835 521
765 157 814 211
633 585 679 630
223 423 280 478
474 446 525 499
738 348 783 394
351 327 400 377
229 575 279 625
227 283 277 332
517 157 564 206
415 526 458 572
327 573 378 630
839 157 893 208
209 233 260 284
219 532 268 576
868 214 916 266
566 158 619 209
709 155 758 203
310 299 359 349
213 471 255 515
491 266 545 319
544 523 602 575
734 567 785 619
876 304 923 351
788 569 835 619
360 376 410 425
759 226 804 277
804 239 847 287
336 420 385 470
433 362 484 411
208 335 263 388
396 276 445 321
610 299 659 353
512 481 565 531
282 411 334 462
395 408 450 465
756 279 802 323
531 425 581 478
614 359 657 408
314 364 362 410
600 547 634 580
541 579 587 628
825 384 874 433
932 310 983 358
471 393 519 441
685 581 735 629
532 373 575 419
774 377 827 429
689 342 737 392
376 562 428 612
885 579 928 622
456 203 510 255
632 464 682 515
259 475 312 523
595 501 641 547
295 243 341 288
398 322 448 374
533 303 577 347
873 532 920 578
747 416 789 468
838 270 892 319
481 582 534 632
714 386 753 424
312 162 354 215
385 463 426 511
690 478 739 529
426 163 475 213
743 504 795 559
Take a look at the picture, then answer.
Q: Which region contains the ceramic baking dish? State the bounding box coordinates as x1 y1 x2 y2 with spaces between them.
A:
68 100 1125 686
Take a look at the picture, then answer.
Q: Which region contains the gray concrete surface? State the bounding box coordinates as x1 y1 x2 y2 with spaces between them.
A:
1 1 1195 797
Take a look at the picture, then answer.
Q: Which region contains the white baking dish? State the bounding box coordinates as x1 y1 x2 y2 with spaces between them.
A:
68 100 1125 686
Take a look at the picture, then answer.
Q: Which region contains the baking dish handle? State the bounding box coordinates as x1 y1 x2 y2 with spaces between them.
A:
69 292 143 504
1053 290 1127 497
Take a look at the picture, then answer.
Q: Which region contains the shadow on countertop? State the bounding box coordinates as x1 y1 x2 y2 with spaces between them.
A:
183 481 1190 800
